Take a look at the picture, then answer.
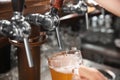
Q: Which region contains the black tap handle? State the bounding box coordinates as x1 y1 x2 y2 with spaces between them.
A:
12 0 25 12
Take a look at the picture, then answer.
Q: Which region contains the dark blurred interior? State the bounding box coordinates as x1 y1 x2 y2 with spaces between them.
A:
0 0 120 80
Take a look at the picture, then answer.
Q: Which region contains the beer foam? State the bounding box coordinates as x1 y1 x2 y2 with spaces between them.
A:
49 53 82 73
53 66 73 73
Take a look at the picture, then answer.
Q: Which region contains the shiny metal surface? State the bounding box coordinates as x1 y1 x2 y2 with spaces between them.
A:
23 38 34 68
55 27 63 49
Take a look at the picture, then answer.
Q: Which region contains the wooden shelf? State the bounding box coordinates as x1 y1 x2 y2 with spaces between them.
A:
0 0 50 19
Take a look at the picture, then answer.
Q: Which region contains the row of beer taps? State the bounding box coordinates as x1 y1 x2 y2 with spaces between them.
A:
0 0 88 68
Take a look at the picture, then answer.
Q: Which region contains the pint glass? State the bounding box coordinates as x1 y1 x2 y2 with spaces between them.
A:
48 48 82 80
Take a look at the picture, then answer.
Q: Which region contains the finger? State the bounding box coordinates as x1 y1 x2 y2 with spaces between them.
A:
90 68 108 80
79 65 108 80
80 76 89 80
79 66 97 80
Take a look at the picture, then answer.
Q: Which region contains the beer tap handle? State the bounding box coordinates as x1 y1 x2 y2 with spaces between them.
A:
23 38 34 67
11 0 25 12
50 0 64 10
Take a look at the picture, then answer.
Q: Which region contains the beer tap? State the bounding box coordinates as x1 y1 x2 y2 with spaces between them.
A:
11 0 34 68
0 16 34 68
0 19 32 68
62 0 89 29
49 0 64 49
25 0 64 49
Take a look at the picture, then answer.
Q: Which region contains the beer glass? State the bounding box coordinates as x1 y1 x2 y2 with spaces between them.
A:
48 48 82 80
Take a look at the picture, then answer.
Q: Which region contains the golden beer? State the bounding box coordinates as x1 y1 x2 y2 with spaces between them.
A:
49 68 72 80
48 50 82 80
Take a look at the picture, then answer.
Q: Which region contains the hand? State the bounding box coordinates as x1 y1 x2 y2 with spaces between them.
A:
79 65 108 80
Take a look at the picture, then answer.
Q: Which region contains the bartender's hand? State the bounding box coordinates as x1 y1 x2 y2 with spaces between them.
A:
79 65 108 80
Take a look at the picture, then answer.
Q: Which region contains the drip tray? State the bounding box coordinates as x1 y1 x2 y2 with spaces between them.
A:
98 69 116 80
